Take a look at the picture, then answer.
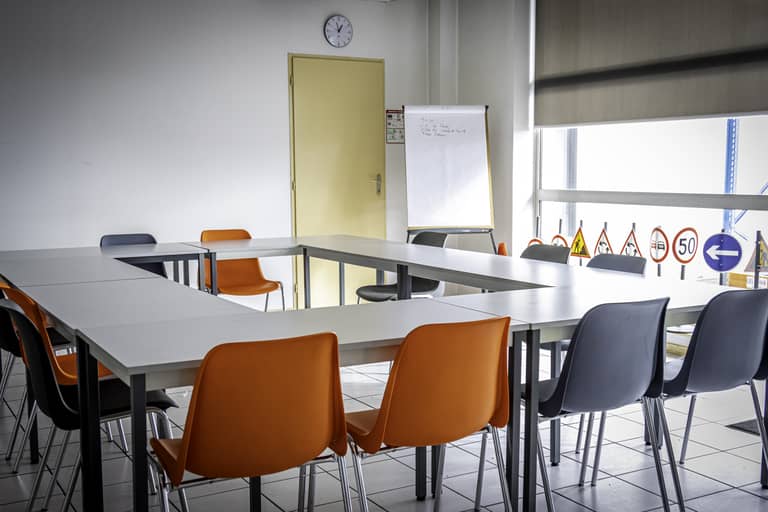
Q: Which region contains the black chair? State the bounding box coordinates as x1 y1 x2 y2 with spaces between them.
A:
0 295 182 512
355 232 448 303
531 298 675 512
520 244 570 264
100 233 168 278
666 289 768 466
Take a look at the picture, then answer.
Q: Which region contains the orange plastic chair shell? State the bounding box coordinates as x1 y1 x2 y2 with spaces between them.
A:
0 282 112 385
346 317 510 454
150 332 347 486
497 242 508 256
200 229 280 296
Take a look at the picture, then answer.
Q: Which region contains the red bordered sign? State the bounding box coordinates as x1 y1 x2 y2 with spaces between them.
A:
649 227 670 263
593 228 614 255
528 238 543 247
672 227 699 264
620 230 643 258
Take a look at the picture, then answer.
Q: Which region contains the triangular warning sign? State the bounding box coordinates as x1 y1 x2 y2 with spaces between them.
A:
594 228 614 255
744 233 768 272
620 230 643 258
570 227 591 258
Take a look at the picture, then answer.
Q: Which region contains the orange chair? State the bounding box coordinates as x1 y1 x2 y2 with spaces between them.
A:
497 242 508 256
343 317 512 512
201 229 285 311
150 332 353 512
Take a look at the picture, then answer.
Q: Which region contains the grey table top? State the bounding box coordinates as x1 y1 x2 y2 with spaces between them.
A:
99 243 207 259
78 298 518 388
0 255 158 287
0 246 104 260
185 237 302 258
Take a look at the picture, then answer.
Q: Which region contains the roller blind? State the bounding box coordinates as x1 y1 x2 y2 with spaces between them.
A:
534 0 768 126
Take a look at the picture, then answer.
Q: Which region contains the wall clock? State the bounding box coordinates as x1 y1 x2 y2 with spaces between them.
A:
324 14 353 48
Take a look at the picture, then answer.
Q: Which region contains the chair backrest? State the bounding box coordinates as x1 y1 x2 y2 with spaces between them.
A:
411 231 448 248
200 229 268 291
497 242 508 256
100 233 167 278
0 281 79 386
354 317 510 454
0 298 79 431
672 289 768 393
168 333 347 485
541 298 669 416
587 253 646 275
0 280 22 357
520 244 570 264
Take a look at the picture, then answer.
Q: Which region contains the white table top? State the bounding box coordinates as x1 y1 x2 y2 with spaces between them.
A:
20 278 255 338
0 256 157 287
0 247 104 260
186 237 302 258
78 298 516 389
99 243 207 259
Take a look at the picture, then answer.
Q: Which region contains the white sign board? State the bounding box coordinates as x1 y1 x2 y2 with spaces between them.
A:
404 105 493 230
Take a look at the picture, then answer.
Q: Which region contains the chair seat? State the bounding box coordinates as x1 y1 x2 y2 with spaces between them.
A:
542 340 570 352
346 409 379 438
151 438 184 485
56 353 113 380
47 328 71 348
218 280 279 296
356 277 440 302
521 378 558 404
663 359 688 397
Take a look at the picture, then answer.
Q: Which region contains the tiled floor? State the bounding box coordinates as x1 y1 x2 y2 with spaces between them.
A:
2 353 768 512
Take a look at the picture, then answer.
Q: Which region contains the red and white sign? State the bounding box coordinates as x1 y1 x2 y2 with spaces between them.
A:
620 230 643 258
551 234 568 247
672 227 699 264
649 227 670 263
594 228 614 255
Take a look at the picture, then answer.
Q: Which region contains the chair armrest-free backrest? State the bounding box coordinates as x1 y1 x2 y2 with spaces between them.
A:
587 254 646 275
100 233 168 278
200 229 270 291
520 244 570 264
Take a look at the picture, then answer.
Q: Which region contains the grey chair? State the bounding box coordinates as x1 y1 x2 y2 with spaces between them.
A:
665 289 768 466
100 233 168 278
520 243 570 264
355 232 448 303
528 298 675 512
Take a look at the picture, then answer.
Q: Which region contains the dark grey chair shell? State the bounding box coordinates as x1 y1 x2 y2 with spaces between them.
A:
587 254 646 275
100 233 167 278
520 244 570 264
355 232 448 303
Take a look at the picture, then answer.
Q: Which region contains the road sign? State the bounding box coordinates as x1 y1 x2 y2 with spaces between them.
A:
744 233 768 272
703 233 742 272
551 234 568 247
528 238 543 247
620 230 643 258
649 227 670 263
593 229 614 255
672 227 699 264
570 228 591 258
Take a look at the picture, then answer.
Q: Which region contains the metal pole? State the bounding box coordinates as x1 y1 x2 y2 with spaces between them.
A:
719 229 727 286
579 219 583 266
536 216 542 238
681 265 686 281
756 230 762 290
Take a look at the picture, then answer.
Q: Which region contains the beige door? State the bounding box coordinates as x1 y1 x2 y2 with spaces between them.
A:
290 55 386 308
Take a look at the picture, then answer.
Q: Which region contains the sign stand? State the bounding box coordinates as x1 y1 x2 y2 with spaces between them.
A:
756 230 762 290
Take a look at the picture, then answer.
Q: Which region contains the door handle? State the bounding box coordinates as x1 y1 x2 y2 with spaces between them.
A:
369 173 382 195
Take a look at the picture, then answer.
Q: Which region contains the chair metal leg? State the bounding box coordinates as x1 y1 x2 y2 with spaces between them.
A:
679 395 697 465
279 282 286 311
433 444 447 512
491 426 513 512
0 353 14 411
750 381 768 465
308 462 316 512
13 400 38 472
41 430 72 511
264 292 270 312
117 418 128 453
336 455 354 512
298 465 307 512
591 412 607 486
60 453 81 512
349 440 370 512
474 430 488 511
656 398 685 512
578 413 594 486
5 387 28 461
642 398 671 512
106 421 115 443
537 427 555 512
25 426 57 512
574 414 585 455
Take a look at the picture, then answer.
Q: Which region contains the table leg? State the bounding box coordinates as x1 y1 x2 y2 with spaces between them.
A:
415 447 427 500
131 374 148 512
25 370 38 464
396 264 411 300
507 333 523 507
339 262 345 306
183 259 190 287
550 343 561 466
197 254 206 291
303 248 311 309
209 253 218 295
76 337 103 511
250 476 261 512
172 261 180 283
523 329 540 512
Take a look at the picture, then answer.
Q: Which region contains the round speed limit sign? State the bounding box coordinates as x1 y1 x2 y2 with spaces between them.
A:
649 227 670 263
672 227 699 264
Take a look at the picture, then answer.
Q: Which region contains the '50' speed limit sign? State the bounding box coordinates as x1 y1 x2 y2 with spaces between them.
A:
672 227 699 264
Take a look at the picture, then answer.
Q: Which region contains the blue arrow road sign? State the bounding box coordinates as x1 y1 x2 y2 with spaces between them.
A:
703 233 742 272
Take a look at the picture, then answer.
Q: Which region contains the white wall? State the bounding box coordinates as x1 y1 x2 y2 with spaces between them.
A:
0 0 428 307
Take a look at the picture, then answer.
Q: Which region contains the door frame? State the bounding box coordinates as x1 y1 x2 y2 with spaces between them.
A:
287 53 386 306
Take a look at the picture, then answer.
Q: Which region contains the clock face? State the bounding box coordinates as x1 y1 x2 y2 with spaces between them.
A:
324 15 353 48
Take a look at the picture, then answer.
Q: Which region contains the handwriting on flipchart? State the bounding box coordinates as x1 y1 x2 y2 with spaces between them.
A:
419 118 468 137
